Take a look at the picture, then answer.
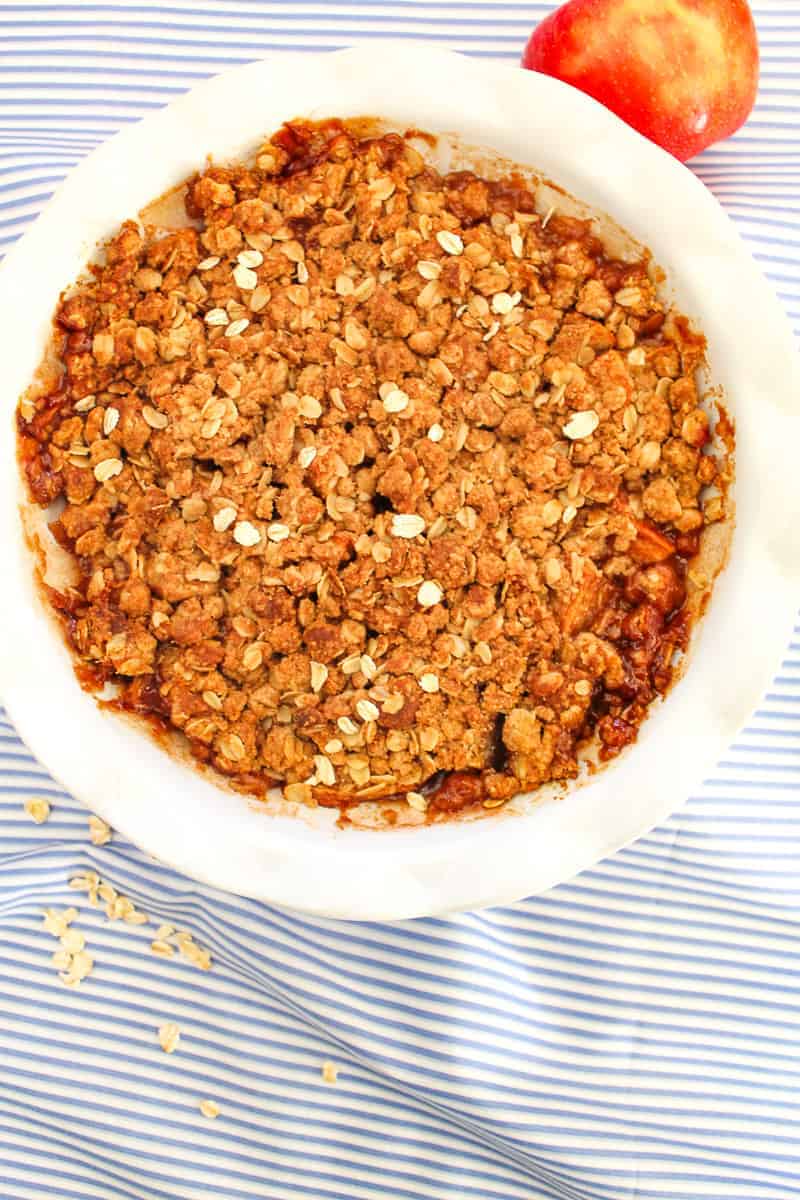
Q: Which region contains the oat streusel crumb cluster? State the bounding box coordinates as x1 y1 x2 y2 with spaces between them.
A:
18 121 730 817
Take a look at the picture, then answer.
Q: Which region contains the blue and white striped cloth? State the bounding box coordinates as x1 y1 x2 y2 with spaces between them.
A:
2 4 800 1198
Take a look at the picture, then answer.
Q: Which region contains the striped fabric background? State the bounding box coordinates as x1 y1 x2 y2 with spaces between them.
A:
1 3 799 1198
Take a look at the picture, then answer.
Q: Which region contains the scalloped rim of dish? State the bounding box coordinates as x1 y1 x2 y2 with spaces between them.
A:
1 45 798 919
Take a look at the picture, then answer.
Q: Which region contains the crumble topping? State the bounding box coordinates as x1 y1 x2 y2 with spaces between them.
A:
17 120 731 817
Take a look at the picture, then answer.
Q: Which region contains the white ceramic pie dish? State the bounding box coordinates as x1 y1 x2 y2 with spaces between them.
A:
1 45 798 920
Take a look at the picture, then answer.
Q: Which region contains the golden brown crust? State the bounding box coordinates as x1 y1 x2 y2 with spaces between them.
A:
16 121 732 817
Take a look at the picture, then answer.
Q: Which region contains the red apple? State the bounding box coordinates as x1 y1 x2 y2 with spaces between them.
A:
522 0 759 161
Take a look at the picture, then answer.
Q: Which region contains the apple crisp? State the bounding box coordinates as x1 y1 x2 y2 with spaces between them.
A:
17 120 732 817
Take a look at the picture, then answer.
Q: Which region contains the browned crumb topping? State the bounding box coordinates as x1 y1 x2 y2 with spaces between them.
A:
17 120 731 818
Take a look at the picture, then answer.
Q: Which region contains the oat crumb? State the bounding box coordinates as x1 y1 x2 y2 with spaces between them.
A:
42 907 78 937
24 797 51 824
88 815 112 846
321 1061 338 1084
158 1021 181 1054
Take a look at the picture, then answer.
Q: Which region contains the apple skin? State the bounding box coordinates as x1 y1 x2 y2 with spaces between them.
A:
522 0 759 161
